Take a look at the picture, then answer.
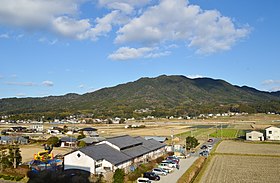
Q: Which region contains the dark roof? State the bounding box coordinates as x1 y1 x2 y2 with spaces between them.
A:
79 144 132 166
60 137 77 142
79 137 105 144
122 145 150 158
144 136 168 143
135 136 165 151
79 127 97 131
0 136 28 142
106 135 142 150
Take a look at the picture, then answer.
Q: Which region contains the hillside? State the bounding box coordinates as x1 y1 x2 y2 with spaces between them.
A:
0 75 280 118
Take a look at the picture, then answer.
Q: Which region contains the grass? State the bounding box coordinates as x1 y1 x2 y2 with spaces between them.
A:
177 157 206 183
209 129 238 138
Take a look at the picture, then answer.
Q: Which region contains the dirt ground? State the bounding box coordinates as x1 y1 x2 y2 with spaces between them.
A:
20 144 73 163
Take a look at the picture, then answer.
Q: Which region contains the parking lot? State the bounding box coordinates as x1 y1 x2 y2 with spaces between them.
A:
149 156 197 183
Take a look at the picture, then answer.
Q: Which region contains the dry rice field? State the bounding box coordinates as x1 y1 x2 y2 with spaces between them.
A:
216 140 280 155
198 140 280 183
200 155 280 183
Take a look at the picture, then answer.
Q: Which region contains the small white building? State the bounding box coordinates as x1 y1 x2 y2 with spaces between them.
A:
30 124 44 132
246 131 264 141
265 126 280 140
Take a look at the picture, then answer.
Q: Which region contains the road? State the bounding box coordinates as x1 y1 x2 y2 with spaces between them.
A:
156 156 198 183
154 138 220 183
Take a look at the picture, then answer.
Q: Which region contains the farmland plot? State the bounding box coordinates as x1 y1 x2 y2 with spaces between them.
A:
216 140 280 155
200 155 280 183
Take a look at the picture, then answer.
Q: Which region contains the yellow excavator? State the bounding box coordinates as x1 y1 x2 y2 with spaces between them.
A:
34 144 54 161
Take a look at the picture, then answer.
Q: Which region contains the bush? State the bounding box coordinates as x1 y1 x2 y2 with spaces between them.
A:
156 156 164 164
113 169 125 183
46 136 59 146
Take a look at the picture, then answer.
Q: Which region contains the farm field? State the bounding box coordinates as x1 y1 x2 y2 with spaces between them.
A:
216 140 280 155
200 155 280 183
209 129 238 138
196 140 280 183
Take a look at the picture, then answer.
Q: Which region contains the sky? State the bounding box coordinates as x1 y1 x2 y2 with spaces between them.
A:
0 0 280 99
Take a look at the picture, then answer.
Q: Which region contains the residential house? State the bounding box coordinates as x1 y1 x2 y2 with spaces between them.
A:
78 137 106 145
246 131 264 141
60 137 77 147
64 135 166 174
265 126 280 140
0 136 28 144
144 136 168 143
78 127 98 137
30 124 44 132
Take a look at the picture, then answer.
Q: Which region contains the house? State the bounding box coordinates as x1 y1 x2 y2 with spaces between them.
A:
265 126 280 140
64 135 166 174
78 127 98 137
246 131 264 141
9 126 27 132
78 136 106 145
144 136 168 143
30 124 44 132
60 136 77 147
0 136 28 144
47 127 63 135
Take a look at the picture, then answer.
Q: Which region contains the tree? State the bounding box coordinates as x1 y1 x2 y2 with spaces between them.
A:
46 136 59 146
77 132 86 140
8 145 22 168
78 140 87 148
113 168 125 183
185 136 199 151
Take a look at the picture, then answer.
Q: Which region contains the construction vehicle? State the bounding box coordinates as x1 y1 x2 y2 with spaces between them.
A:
33 144 54 161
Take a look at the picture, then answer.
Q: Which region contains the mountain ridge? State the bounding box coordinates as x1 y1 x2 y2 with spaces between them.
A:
0 75 279 117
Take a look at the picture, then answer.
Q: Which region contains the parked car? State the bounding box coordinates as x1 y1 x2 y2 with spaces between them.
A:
162 160 178 168
199 150 209 156
143 172 160 181
208 145 213 150
158 163 173 173
137 177 152 183
166 156 180 164
207 138 213 142
200 145 208 149
152 168 168 176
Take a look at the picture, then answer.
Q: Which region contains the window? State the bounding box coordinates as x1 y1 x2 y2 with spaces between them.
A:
248 136 252 138
77 153 81 158
269 131 272 134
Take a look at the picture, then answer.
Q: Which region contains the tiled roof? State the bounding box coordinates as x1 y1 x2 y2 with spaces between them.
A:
79 137 105 144
79 144 132 165
122 145 150 158
106 135 142 150
60 136 77 142
79 127 97 131
135 136 165 151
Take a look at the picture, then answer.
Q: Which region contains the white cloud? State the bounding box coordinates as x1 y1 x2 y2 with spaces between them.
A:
271 87 280 92
262 80 280 85
5 82 36 86
0 0 78 28
115 0 250 54
78 84 85 89
39 37 57 45
108 46 154 60
0 34 9 39
42 80 54 87
16 93 26 97
0 0 250 58
187 75 205 79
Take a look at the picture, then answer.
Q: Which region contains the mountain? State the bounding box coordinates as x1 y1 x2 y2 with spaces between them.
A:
0 75 280 117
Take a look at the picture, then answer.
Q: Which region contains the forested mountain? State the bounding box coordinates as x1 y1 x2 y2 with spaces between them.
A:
1 75 280 119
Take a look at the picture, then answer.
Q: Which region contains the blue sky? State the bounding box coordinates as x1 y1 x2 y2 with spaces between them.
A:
0 0 280 99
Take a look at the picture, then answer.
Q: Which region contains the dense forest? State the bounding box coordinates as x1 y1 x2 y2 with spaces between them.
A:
1 75 280 120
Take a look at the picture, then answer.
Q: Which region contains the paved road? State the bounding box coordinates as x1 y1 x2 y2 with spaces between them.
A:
156 156 198 183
